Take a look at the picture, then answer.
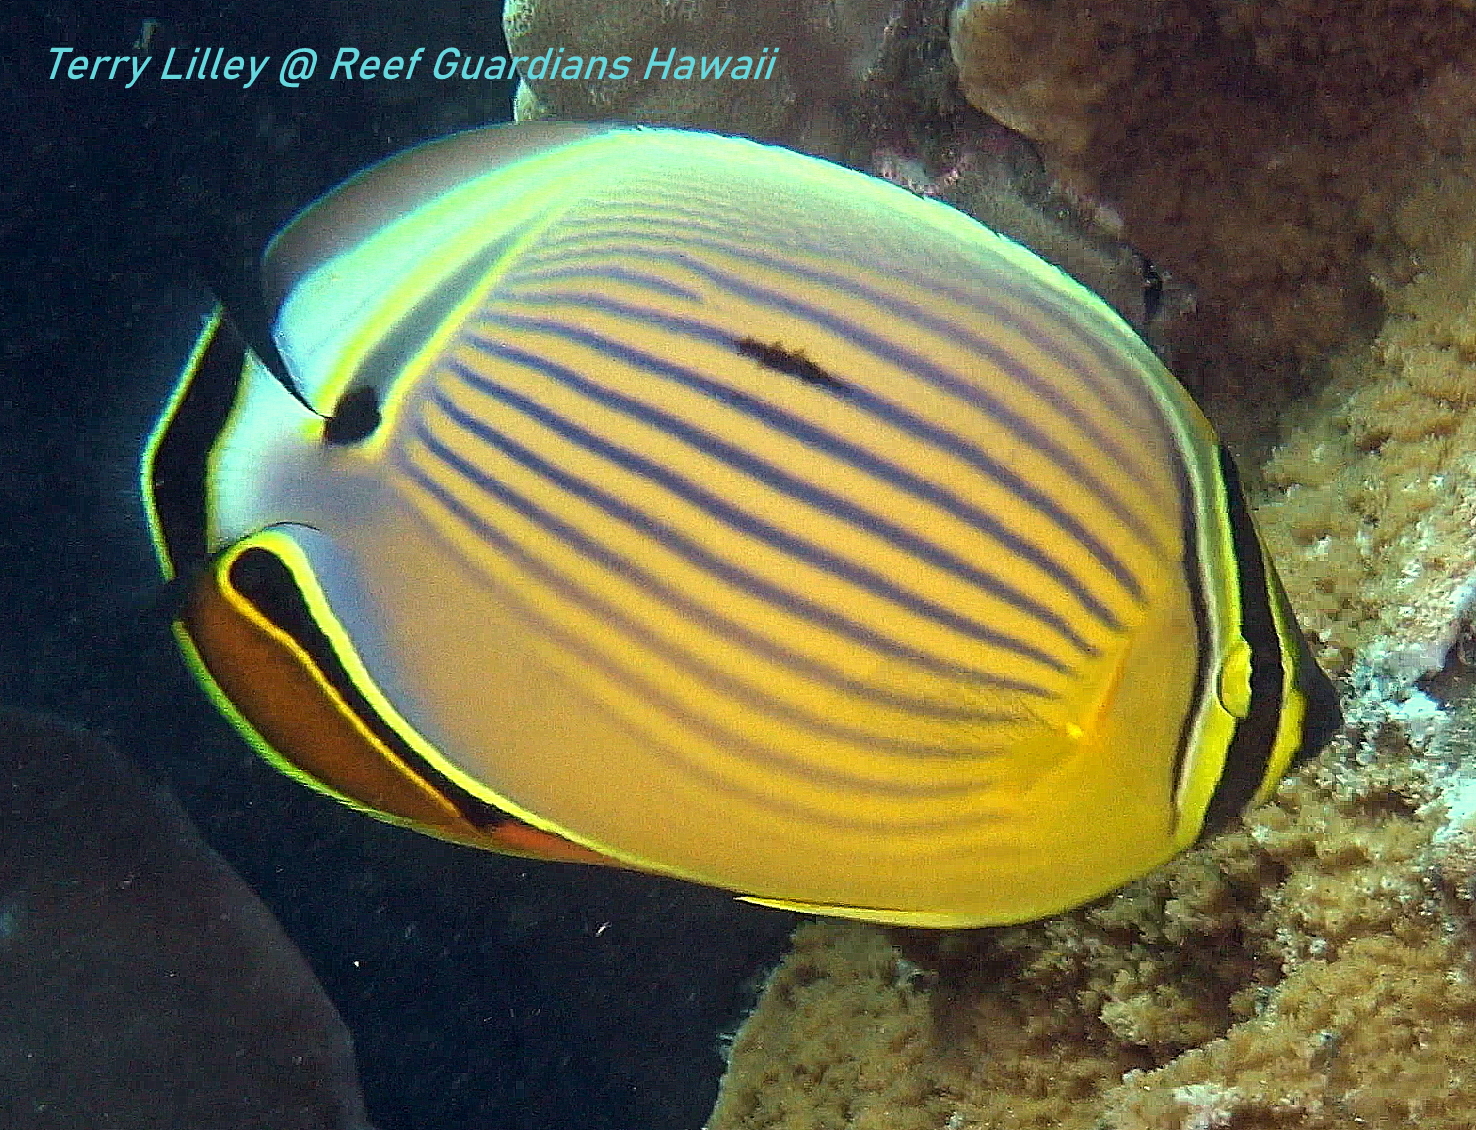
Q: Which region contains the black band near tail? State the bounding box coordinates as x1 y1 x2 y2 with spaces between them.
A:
1198 447 1284 836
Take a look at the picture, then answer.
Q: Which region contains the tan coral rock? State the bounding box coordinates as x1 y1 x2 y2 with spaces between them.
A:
948 0 1476 415
502 0 901 160
1256 153 1476 677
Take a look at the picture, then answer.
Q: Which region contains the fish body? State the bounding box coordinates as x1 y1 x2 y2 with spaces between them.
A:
142 123 1340 927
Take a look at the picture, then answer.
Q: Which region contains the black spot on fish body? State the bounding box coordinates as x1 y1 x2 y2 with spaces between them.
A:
734 337 851 395
323 386 382 445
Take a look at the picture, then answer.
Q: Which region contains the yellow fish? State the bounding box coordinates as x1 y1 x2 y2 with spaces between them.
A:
141 123 1340 927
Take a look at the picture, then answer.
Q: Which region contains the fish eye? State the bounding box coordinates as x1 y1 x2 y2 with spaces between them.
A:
322 386 382 445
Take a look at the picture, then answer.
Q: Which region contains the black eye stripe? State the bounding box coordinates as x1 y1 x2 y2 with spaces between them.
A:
145 313 246 577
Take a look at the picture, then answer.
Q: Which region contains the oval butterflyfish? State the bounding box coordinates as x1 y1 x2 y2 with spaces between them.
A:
141 122 1341 928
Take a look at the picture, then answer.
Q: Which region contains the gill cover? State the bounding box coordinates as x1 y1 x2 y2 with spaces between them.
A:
142 123 1341 928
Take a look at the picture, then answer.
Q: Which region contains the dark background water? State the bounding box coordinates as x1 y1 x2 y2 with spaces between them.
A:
3 2 797 1127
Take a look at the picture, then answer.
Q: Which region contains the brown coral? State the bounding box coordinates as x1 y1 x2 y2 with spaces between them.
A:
502 0 902 160
949 0 1476 419
1254 144 1476 675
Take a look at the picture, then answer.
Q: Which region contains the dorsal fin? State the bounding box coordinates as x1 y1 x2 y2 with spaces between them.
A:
262 122 615 313
198 249 318 416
